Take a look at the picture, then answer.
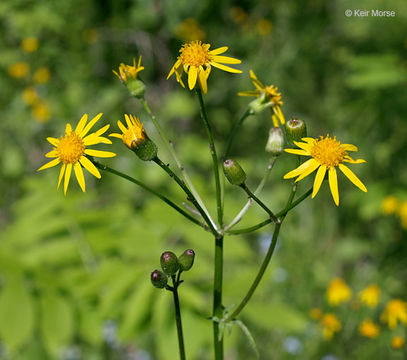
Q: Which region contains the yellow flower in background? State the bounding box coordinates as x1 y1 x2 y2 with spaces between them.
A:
8 62 30 78
33 67 51 84
320 313 341 340
238 70 285 126
284 135 367 206
167 41 242 94
381 299 407 329
256 19 273 36
110 114 146 150
21 37 39 52
32 102 51 123
391 336 405 349
399 201 407 229
326 278 352 306
358 319 380 338
381 195 399 215
113 57 144 84
37 114 115 194
174 18 206 42
310 308 322 320
22 87 38 105
358 284 380 308
229 7 248 24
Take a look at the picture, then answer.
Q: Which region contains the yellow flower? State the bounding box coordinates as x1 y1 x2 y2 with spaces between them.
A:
37 114 115 194
358 284 380 308
310 307 322 320
238 70 285 126
326 278 352 306
256 19 273 36
320 313 341 340
391 336 405 349
229 7 248 24
33 67 51 84
381 299 407 329
8 62 30 78
174 18 206 42
32 102 51 123
167 40 242 94
113 57 144 83
358 319 380 338
399 201 407 229
284 135 367 206
381 195 399 215
22 87 38 105
109 114 146 149
21 37 39 52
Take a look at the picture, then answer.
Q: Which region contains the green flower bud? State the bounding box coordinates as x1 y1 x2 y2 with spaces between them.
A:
265 127 284 156
284 118 307 146
150 270 168 289
248 93 271 114
179 249 195 271
133 136 158 161
126 79 146 98
223 159 247 186
160 251 179 275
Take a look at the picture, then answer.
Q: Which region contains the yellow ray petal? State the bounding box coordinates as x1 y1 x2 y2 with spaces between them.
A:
125 114 132 128
117 120 127 133
210 62 242 73
75 114 88 134
64 163 72 195
293 141 312 152
65 123 72 133
312 165 327 198
45 150 58 158
167 60 182 79
83 135 112 146
94 124 110 137
188 65 198 90
81 113 103 137
198 67 208 94
80 156 101 178
338 164 367 192
74 162 86 192
84 149 116 158
341 144 358 152
284 149 309 156
328 167 339 206
343 156 366 164
212 56 241 64
57 163 66 190
249 70 265 89
237 90 261 96
209 46 228 55
283 158 315 179
109 133 123 139
295 159 319 182
47 137 59 146
37 158 61 171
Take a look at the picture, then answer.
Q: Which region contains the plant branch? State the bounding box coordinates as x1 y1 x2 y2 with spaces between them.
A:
171 274 186 360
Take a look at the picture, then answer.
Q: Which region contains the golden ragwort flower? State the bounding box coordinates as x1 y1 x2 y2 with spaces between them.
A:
38 113 115 194
326 277 352 306
381 299 407 329
167 40 242 94
358 319 380 338
21 37 39 53
113 57 144 83
320 313 341 340
284 135 367 206
8 62 30 78
109 114 146 150
238 70 285 126
381 195 399 215
391 336 405 349
358 284 380 308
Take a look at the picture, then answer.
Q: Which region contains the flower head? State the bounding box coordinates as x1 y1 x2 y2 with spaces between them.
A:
33 67 51 84
32 102 51 123
167 40 242 94
21 37 39 52
284 135 367 206
113 57 144 83
174 18 206 42
391 336 405 349
110 114 146 150
238 70 285 126
320 313 341 340
37 113 115 194
358 284 380 308
358 319 380 338
326 278 352 306
22 87 38 105
8 62 30 78
310 307 322 320
381 195 399 215
381 299 407 329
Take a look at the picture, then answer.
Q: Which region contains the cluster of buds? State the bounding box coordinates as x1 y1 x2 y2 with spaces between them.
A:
150 249 195 289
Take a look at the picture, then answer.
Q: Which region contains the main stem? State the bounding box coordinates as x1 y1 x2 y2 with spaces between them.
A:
196 89 223 227
171 275 186 360
213 235 224 360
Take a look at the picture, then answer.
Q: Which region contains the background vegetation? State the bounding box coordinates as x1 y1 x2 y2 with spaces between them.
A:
0 0 406 359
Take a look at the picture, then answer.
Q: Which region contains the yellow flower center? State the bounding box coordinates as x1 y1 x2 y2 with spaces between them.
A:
311 135 346 168
123 124 146 149
57 132 85 164
179 41 210 67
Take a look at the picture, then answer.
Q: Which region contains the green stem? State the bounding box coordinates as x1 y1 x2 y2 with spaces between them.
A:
140 97 217 230
196 89 223 227
93 161 203 228
240 183 279 224
153 157 220 237
171 275 186 360
213 235 224 360
223 108 253 159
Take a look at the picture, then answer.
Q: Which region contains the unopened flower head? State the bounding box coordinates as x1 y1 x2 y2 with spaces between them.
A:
381 299 407 329
37 113 115 194
320 313 341 340
326 278 352 306
110 114 146 150
358 284 380 308
167 40 242 94
113 57 144 84
238 70 285 126
358 319 380 338
284 135 367 206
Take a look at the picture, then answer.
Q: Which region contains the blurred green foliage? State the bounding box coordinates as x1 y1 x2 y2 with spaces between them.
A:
0 0 406 359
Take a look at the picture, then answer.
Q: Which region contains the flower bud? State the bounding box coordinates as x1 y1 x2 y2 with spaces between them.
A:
179 249 195 271
160 251 179 275
126 79 146 98
150 270 168 289
223 159 247 186
265 127 284 156
248 93 271 114
284 118 307 146
133 137 158 161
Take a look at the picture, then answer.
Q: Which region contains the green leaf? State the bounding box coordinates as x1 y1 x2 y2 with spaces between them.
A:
0 279 34 353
